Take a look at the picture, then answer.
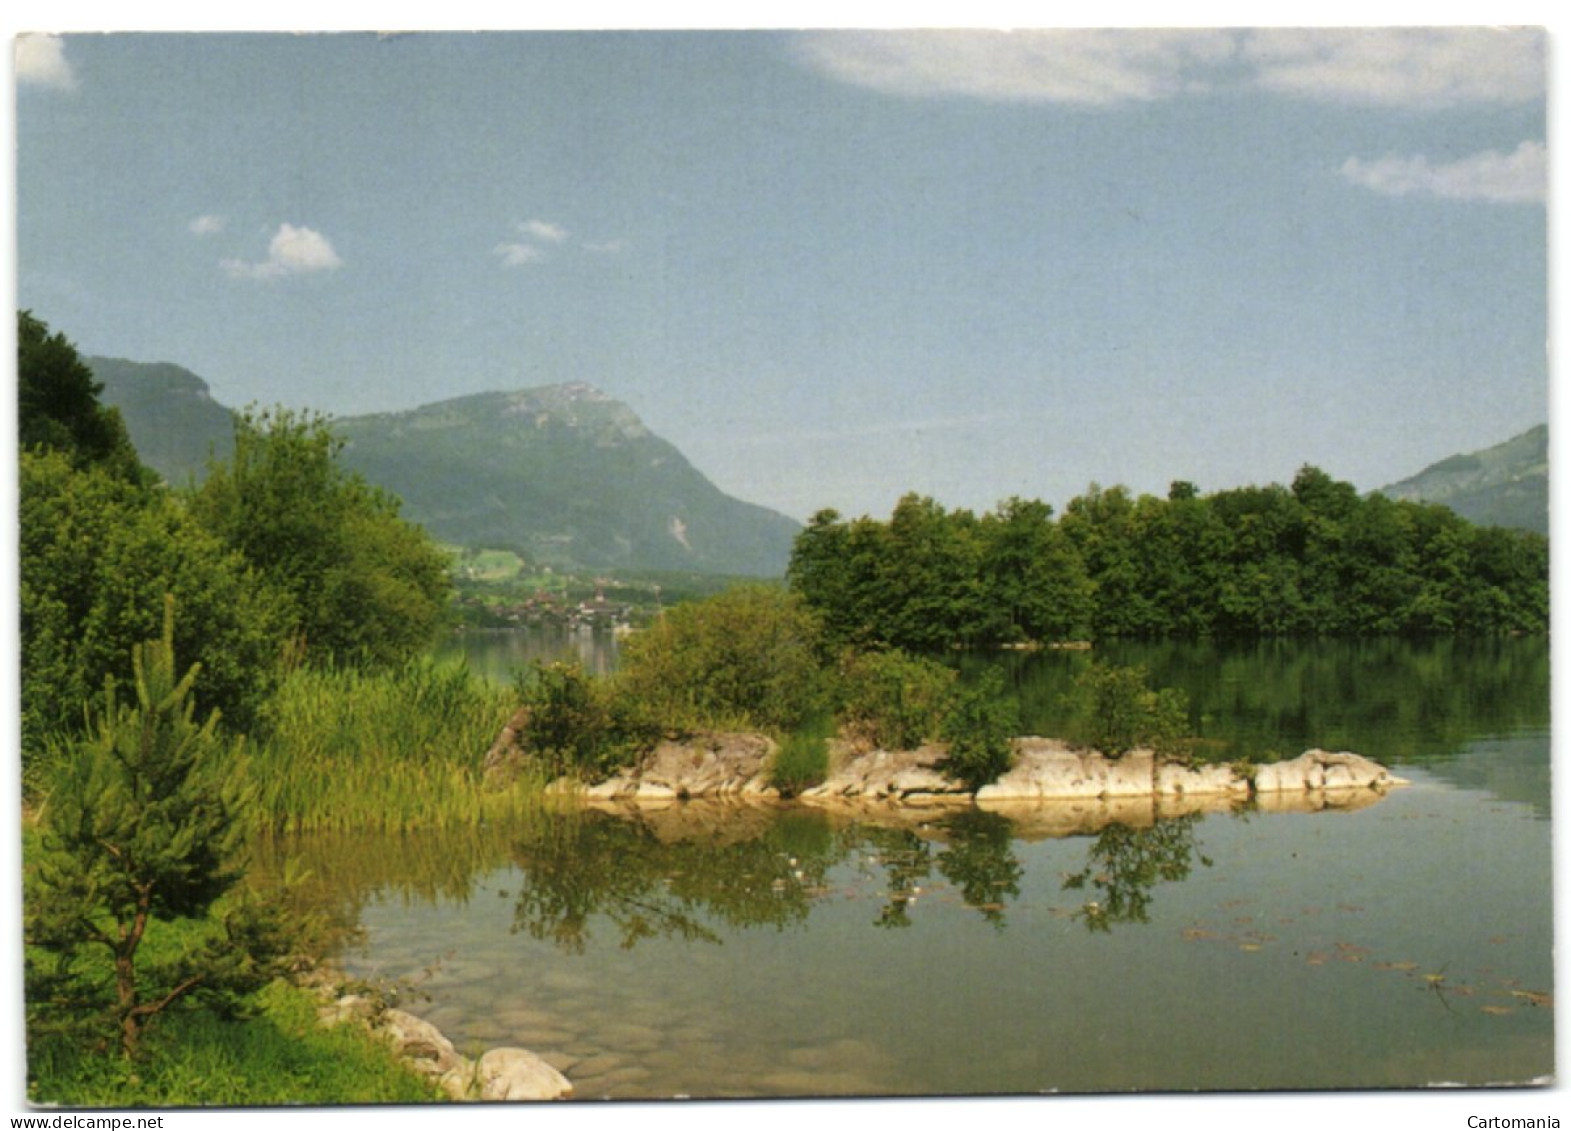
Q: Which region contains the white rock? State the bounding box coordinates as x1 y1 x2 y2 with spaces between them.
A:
380 1008 466 1077
476 1047 575 1101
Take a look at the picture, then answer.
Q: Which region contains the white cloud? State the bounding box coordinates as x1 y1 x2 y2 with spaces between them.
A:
222 223 343 280
1243 27 1544 107
494 221 628 266
792 27 1543 109
1340 141 1547 205
188 214 227 237
16 33 77 90
792 29 1236 105
494 242 548 268
519 219 570 243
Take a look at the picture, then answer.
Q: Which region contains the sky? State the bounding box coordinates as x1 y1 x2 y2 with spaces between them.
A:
13 23 1550 523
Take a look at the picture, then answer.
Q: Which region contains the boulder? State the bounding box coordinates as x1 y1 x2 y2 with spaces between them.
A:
475 1047 575 1101
636 732 778 797
568 731 781 800
1251 749 1408 794
482 707 534 787
977 741 1154 801
802 745 968 801
380 1008 467 1079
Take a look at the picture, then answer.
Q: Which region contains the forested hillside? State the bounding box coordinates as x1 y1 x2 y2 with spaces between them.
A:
1376 424 1548 535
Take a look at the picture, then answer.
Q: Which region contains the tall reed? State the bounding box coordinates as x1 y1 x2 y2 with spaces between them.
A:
247 658 544 834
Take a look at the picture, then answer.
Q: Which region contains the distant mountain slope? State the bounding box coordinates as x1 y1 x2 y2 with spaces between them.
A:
333 384 800 577
87 356 235 485
1375 425 1548 535
87 358 801 577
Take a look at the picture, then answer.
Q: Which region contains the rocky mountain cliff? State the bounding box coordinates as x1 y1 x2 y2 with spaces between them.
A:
88 359 801 577
1375 424 1548 535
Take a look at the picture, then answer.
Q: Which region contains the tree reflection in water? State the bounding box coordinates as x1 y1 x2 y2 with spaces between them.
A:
1061 814 1211 931
267 802 1226 955
506 807 836 953
506 804 1041 943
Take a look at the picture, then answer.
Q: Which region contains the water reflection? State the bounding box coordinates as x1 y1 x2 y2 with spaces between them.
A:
506 808 829 952
262 793 1376 955
982 635 1549 768
1061 814 1212 931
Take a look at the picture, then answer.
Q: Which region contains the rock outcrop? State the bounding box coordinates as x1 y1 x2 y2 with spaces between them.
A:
567 731 780 801
482 706 535 788
1251 749 1407 794
488 716 1407 810
800 743 970 803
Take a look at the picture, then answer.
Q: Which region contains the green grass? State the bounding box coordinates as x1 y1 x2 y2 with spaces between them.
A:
770 713 835 794
248 658 548 833
27 979 444 1107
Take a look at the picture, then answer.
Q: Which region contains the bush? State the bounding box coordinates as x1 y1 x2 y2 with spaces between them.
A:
834 648 957 750
614 585 827 734
939 670 1019 790
513 660 650 780
1068 662 1193 760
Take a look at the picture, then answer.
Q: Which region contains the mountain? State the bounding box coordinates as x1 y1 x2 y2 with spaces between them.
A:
1375 425 1548 535
331 385 800 576
88 356 235 485
86 359 801 577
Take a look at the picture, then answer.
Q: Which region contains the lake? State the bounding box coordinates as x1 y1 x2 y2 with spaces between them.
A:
270 634 1552 1097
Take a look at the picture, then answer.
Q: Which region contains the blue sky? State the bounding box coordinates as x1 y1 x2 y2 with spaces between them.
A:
14 24 1549 522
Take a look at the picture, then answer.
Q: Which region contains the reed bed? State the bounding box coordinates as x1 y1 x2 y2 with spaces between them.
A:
248 658 546 834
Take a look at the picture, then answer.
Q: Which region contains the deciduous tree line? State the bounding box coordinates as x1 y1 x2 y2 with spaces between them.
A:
788 469 1547 651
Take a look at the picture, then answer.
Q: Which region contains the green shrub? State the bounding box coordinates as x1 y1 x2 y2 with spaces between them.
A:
939 670 1019 790
614 585 827 734
834 648 957 750
512 660 650 780
1067 662 1193 760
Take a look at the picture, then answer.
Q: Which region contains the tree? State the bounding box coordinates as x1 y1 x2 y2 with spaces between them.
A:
18 311 142 479
20 450 282 771
188 407 451 667
25 600 293 1058
979 497 1094 645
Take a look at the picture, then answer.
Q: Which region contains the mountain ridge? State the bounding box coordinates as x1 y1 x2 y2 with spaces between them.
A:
1374 424 1547 535
86 357 801 577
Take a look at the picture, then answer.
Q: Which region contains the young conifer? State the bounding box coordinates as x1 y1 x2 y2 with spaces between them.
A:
26 596 288 1058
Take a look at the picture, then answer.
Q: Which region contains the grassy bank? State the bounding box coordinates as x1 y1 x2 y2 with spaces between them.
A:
247 658 547 833
27 979 443 1107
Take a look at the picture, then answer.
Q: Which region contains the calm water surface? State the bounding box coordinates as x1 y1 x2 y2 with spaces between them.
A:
271 636 1552 1097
